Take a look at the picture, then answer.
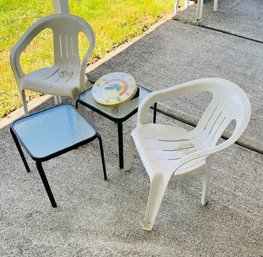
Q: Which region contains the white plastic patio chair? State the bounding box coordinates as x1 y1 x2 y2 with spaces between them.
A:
10 13 95 115
124 78 251 231
196 0 219 20
174 0 219 20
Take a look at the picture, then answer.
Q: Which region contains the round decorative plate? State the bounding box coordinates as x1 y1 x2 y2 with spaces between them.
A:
92 72 137 107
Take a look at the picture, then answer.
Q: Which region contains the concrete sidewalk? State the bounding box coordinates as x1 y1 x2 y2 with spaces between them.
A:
0 0 262 256
176 0 263 42
88 5 263 152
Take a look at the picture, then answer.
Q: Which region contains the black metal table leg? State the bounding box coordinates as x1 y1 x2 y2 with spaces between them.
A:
117 122 124 169
36 161 57 207
97 134 107 180
153 103 157 123
10 128 31 172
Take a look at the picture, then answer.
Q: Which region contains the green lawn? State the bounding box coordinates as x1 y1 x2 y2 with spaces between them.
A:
0 0 176 118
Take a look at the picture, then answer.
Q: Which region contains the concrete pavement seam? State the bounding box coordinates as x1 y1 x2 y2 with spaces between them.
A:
174 18 263 44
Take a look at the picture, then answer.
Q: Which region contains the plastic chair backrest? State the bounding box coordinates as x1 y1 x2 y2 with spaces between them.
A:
137 78 251 151
194 79 251 147
40 14 95 88
44 15 93 66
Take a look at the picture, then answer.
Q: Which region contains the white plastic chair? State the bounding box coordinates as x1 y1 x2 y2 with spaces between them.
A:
124 78 251 231
196 0 219 20
174 0 219 20
10 13 95 115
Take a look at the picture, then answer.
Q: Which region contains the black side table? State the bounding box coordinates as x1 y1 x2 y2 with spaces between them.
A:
10 104 107 207
76 85 157 169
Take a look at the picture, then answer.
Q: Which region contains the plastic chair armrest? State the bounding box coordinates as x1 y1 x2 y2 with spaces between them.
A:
169 136 238 176
10 20 49 81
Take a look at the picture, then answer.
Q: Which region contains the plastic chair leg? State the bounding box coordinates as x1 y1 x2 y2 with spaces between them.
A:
143 174 169 231
196 0 204 20
123 137 135 171
54 96 62 104
185 0 190 8
201 165 210 206
20 90 29 116
214 0 218 11
173 0 179 14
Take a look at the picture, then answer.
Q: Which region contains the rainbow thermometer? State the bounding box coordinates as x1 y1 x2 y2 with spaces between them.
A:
92 72 138 107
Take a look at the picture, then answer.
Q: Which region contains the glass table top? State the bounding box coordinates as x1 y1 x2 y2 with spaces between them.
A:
12 104 97 160
78 85 151 121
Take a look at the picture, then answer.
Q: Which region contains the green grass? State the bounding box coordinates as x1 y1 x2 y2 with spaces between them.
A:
0 0 176 118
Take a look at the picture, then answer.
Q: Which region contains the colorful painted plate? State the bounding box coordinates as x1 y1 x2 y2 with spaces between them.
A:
92 72 137 107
